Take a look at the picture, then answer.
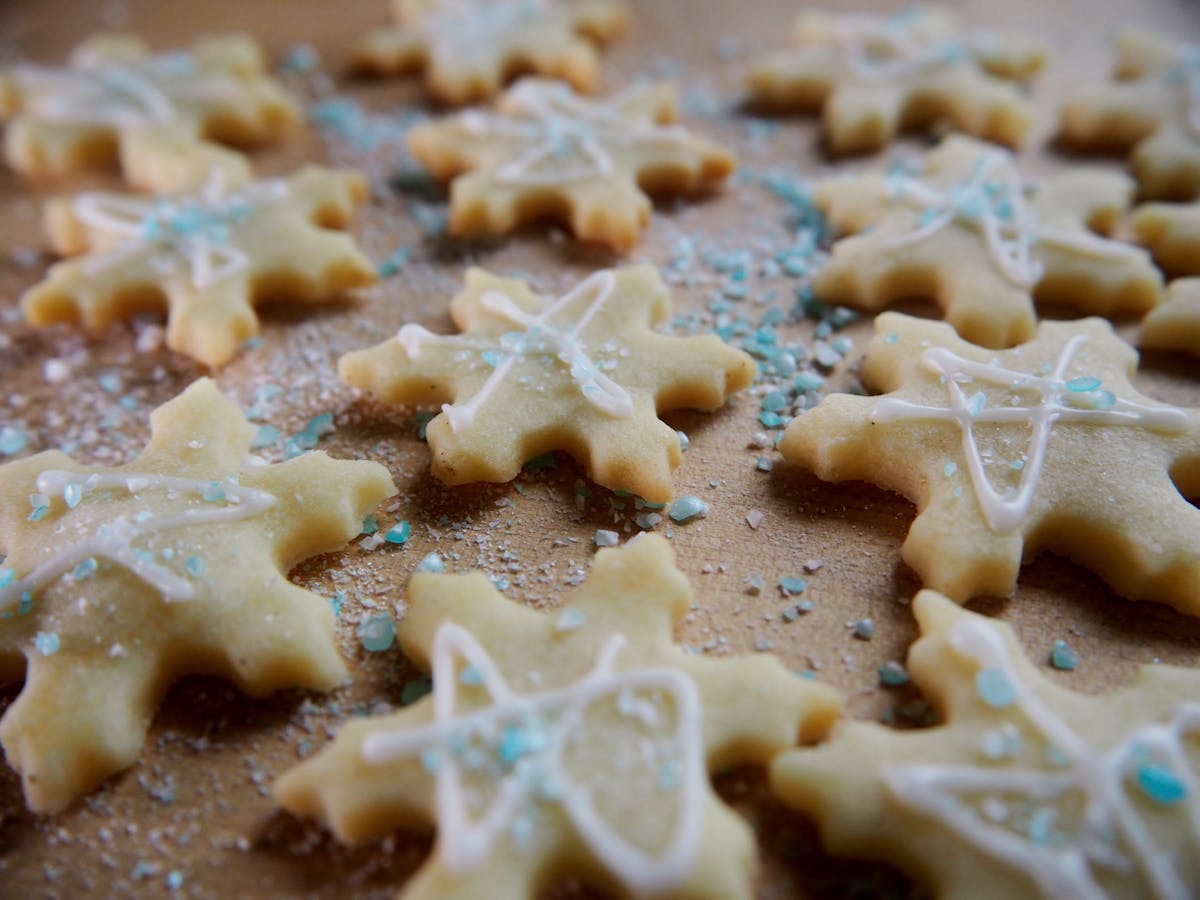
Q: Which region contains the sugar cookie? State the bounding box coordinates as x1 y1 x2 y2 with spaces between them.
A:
1131 199 1200 276
408 78 735 250
772 590 1200 900
275 533 842 899
748 6 1045 154
23 166 377 368
356 0 629 104
1142 277 1200 358
0 378 396 812
813 136 1161 349
0 32 297 191
780 311 1200 610
340 265 756 503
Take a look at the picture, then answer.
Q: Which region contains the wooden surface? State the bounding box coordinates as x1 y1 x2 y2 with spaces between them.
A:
1 0 1200 897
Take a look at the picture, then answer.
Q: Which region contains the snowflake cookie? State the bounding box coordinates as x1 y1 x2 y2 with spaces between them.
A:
339 265 756 503
355 0 629 104
275 533 842 899
780 311 1200 610
0 32 298 191
812 135 1161 349
1060 30 1200 201
1131 199 1200 277
1142 278 1200 358
0 379 396 812
22 166 377 368
407 78 735 250
772 590 1200 900
747 6 1045 154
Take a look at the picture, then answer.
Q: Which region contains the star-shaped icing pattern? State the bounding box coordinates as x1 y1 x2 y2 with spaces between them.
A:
1132 199 1200 277
780 311 1200 610
772 590 1200 900
339 265 756 503
1060 30 1200 201
275 533 842 900
22 165 377 368
0 32 297 192
407 78 735 250
0 379 396 813
747 5 1045 154
812 135 1162 349
355 0 629 104
1142 277 1200 358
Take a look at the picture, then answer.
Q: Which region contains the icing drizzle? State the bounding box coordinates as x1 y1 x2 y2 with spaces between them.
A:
829 8 966 82
0 470 276 610
460 80 688 187
362 623 705 893
871 337 1191 533
885 615 1200 900
72 173 287 291
396 270 634 431
883 148 1145 287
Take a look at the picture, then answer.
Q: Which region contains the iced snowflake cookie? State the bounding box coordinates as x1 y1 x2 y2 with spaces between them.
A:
355 0 629 105
1060 30 1200 201
339 265 755 503
771 590 1200 900
0 379 396 812
780 311 1200 610
1142 278 1200 358
0 32 297 192
747 6 1045 154
275 533 842 900
22 166 377 368
1131 200 1200 277
812 136 1161 349
407 78 735 251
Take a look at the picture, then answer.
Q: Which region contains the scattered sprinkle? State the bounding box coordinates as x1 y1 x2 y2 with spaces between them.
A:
0 426 29 456
676 430 690 452
1050 638 1077 671
779 576 807 596
1135 761 1187 805
357 615 396 652
975 667 1016 709
34 632 60 656
594 529 620 548
851 618 875 640
385 521 412 545
555 608 587 632
668 496 709 524
745 509 765 529
878 661 909 686
416 552 445 574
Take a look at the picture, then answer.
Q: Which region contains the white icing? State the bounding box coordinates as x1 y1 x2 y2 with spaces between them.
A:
871 337 1191 533
882 148 1145 287
13 51 238 130
460 80 688 187
0 470 276 610
361 623 705 893
71 173 288 291
418 0 550 57
396 270 634 431
884 616 1200 900
826 9 966 82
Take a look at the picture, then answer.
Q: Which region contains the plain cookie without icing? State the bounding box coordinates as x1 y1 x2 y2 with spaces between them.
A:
747 5 1045 154
408 78 735 251
23 166 377 368
0 379 396 813
275 533 842 900
771 591 1200 900
780 311 1200 611
812 135 1162 349
339 265 756 503
0 32 297 192
1142 277 1200 358
1131 199 1200 277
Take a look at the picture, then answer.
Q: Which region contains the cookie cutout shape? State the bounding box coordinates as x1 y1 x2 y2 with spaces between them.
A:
1142 278 1200 358
340 265 756 503
1131 200 1200 277
0 32 297 192
276 534 841 899
23 166 377 368
813 136 1161 349
747 6 1045 154
355 0 629 105
407 78 735 251
0 379 395 812
1060 30 1200 201
772 590 1200 900
780 311 1200 610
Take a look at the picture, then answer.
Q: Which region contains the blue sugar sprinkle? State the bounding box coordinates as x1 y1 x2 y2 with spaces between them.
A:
361 514 379 535
72 557 98 580
498 723 545 765
1051 639 1077 671
943 460 958 478
0 426 29 456
201 482 226 503
594 529 619 548
1028 806 1056 844
385 521 412 545
793 371 825 392
34 632 60 655
0 568 12 591
27 504 49 522
762 391 789 413
975 668 1016 709
668 496 709 523
306 412 335 438
852 618 875 640
1135 761 1187 805
166 870 184 891
98 371 122 394
378 246 410 277
884 333 899 344
251 425 280 449
676 430 690 452
555 608 587 631
185 556 206 577
357 614 395 652
416 552 445 574
329 592 344 617
756 457 773 472
878 661 910 686
458 665 484 686
1066 376 1102 392
779 576 807 596
966 392 986 417
481 349 504 367
1011 459 1026 471
63 482 83 508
